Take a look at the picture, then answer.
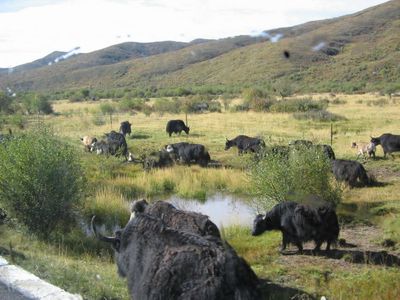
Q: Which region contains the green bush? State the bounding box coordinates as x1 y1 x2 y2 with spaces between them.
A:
249 146 341 211
153 98 181 114
269 98 327 113
0 128 85 238
293 110 347 122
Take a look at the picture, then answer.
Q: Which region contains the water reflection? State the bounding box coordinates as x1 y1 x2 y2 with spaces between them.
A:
168 193 256 228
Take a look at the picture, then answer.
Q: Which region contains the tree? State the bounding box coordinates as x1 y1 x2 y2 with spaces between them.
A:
0 128 85 238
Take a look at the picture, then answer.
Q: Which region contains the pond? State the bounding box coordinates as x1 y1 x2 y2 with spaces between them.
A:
167 193 256 228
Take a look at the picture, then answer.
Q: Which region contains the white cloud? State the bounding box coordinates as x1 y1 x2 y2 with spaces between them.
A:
0 0 389 68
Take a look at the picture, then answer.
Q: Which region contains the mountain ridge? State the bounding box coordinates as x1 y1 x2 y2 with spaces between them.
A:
1 0 399 94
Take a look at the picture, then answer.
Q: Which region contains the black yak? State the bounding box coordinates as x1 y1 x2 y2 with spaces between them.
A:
252 201 339 252
371 133 400 158
166 142 211 167
119 121 132 137
331 159 369 187
92 213 260 300
130 200 220 237
166 120 190 137
225 135 265 155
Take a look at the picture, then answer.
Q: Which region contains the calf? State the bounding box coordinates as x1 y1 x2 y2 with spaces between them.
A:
80 136 97 152
166 120 190 137
371 133 400 158
225 135 265 155
331 159 369 187
92 213 260 299
252 201 339 252
351 142 376 160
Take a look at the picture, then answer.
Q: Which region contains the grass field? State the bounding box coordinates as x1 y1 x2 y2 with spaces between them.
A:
1 93 400 299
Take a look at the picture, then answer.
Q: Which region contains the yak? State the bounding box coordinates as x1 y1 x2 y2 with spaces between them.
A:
119 121 132 137
92 213 260 300
166 120 190 137
166 142 211 167
141 149 175 170
130 200 220 237
225 135 265 155
252 201 339 252
371 133 400 158
331 159 369 187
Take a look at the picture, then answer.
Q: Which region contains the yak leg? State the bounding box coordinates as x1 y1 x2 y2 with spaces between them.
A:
280 234 288 252
314 240 323 252
295 240 303 253
326 241 331 251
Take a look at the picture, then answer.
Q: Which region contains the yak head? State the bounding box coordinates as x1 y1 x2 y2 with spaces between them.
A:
225 138 234 151
252 214 267 236
130 199 149 220
183 126 190 135
370 136 381 146
91 216 121 252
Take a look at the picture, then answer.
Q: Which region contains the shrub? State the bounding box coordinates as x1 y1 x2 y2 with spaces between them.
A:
269 98 327 113
248 146 341 211
153 98 181 114
0 128 85 238
293 110 347 122
242 88 276 111
22 94 54 115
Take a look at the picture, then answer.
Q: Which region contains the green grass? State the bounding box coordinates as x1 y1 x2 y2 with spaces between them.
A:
2 93 400 299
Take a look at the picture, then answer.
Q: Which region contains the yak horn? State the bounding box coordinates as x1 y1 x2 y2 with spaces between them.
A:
91 216 118 244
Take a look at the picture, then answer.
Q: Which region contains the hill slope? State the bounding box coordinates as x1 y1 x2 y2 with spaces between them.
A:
1 0 399 94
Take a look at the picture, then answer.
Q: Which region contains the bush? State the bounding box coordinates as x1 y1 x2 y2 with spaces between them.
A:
0 128 85 238
293 110 347 122
248 146 341 211
269 98 327 113
153 98 181 114
242 88 276 111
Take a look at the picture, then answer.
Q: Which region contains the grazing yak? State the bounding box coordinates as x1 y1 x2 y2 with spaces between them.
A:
92 214 260 300
91 131 128 159
331 159 370 187
166 120 190 137
351 142 376 160
119 121 132 137
225 135 265 155
142 149 175 170
314 144 336 160
371 133 400 158
80 136 97 152
166 142 211 167
130 200 220 237
252 201 339 252
288 139 313 148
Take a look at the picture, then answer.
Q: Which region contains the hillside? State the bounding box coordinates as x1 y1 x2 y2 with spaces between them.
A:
1 0 399 94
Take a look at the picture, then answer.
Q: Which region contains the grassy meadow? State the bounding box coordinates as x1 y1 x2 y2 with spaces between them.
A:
2 93 400 299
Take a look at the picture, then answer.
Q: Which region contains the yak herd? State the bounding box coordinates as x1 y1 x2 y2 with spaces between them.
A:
84 119 400 299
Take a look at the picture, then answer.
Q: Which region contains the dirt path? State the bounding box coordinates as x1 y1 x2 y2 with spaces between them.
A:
277 225 400 271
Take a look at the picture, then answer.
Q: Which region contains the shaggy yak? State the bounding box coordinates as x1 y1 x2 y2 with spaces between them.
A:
130 200 220 237
92 206 260 299
252 201 339 253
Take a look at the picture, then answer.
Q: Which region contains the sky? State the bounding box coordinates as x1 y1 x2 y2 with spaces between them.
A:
0 0 390 68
